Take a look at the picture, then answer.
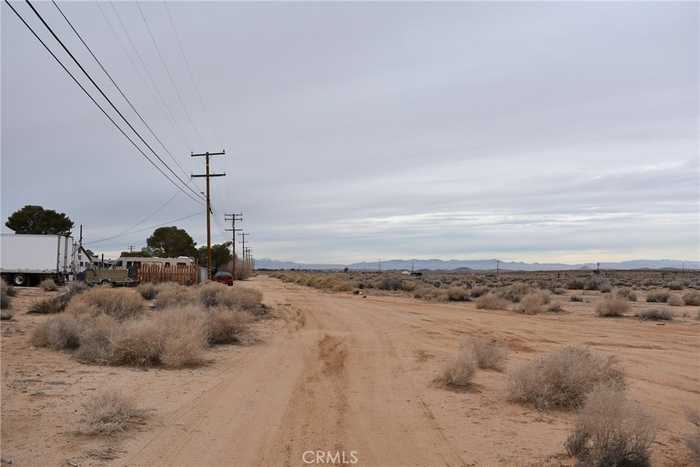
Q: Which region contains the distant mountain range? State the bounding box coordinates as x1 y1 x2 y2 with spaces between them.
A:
256 258 700 272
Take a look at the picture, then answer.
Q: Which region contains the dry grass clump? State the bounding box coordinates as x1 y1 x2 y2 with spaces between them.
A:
585 276 612 292
682 290 700 306
516 291 550 315
685 409 700 465
547 302 564 313
76 288 144 320
462 337 508 371
136 282 159 300
595 297 630 317
507 345 624 410
570 295 584 302
615 287 638 302
565 384 655 467
154 283 197 308
637 309 673 321
667 280 683 290
80 390 144 435
400 280 416 292
75 314 118 363
646 289 670 303
436 346 476 387
470 286 489 298
497 283 532 303
198 282 262 311
447 287 470 302
567 278 586 290
32 315 80 350
668 294 684 306
206 309 253 344
377 276 403 291
39 278 58 291
476 293 510 310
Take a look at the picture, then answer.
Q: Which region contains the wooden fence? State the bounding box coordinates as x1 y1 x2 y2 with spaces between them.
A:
137 264 199 285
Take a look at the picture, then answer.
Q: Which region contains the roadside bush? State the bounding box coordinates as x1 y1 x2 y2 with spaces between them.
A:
80 390 144 435
668 294 683 306
547 302 564 313
156 307 208 367
638 309 673 321
585 276 611 292
70 288 144 320
667 280 683 290
378 276 403 291
40 278 58 291
516 291 550 315
400 280 417 292
32 315 80 350
497 283 531 303
436 347 476 387
507 345 624 410
595 297 630 317
75 314 118 363
570 295 584 302
154 284 197 308
615 288 638 302
646 289 669 303
475 293 510 310
110 319 163 367
565 384 655 466
470 286 489 298
682 290 700 306
463 337 508 371
447 287 470 302
206 309 253 344
137 282 158 300
567 278 586 290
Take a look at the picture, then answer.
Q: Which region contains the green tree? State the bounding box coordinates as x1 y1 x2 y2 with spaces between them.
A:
197 242 232 270
146 226 197 258
5 205 73 235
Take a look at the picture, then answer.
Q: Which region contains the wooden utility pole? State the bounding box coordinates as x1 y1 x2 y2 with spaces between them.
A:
225 213 243 280
191 150 226 280
239 232 248 269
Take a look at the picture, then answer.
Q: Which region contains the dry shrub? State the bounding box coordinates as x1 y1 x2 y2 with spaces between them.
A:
0 309 13 320
72 288 144 320
667 280 683 290
567 278 586 290
638 309 673 321
1 279 11 310
470 286 489 298
207 309 253 344
565 384 655 466
80 390 144 435
29 292 72 314
436 347 476 387
110 318 163 367
547 302 564 313
516 291 550 315
682 290 700 306
156 307 208 367
400 280 417 292
476 293 510 310
668 294 684 306
585 276 612 292
686 408 700 465
447 287 470 302
154 284 197 308
497 283 532 303
646 289 669 303
378 276 403 291
40 278 58 291
32 315 80 350
615 287 638 302
570 295 584 302
463 337 508 371
507 345 624 410
595 297 630 317
136 282 158 300
198 283 262 311
75 314 118 363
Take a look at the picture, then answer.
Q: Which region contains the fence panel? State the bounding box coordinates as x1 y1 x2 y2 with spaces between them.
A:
137 264 199 285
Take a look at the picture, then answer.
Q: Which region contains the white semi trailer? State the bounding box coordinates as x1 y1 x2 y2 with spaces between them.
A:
0 233 75 286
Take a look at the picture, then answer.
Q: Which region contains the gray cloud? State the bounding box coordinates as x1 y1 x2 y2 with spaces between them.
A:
2 1 698 263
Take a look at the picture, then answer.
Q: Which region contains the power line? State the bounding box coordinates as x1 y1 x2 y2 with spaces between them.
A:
136 2 207 147
85 211 200 246
4 0 203 206
163 1 222 147
52 0 192 184
23 0 205 203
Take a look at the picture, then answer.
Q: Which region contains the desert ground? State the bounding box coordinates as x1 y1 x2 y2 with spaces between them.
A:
2 275 699 466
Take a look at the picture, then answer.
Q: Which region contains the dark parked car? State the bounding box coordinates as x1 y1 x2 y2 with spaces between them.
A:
213 271 233 286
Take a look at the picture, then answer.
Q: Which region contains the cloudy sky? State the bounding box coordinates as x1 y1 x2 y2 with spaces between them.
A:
2 1 698 263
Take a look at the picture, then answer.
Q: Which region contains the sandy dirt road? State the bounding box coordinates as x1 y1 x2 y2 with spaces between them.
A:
111 276 699 467
2 276 698 466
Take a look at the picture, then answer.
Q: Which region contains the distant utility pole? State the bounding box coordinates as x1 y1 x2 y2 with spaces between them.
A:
239 232 249 269
191 150 226 280
129 245 134 253
225 213 243 280
496 259 500 277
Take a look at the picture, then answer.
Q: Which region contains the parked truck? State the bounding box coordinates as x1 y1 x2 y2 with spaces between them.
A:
0 233 75 286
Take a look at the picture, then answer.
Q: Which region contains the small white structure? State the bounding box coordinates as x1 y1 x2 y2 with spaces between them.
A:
113 256 194 270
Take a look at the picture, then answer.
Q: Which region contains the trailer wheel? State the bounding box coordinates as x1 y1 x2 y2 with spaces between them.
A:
13 274 26 286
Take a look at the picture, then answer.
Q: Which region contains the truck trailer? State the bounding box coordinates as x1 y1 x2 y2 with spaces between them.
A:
0 233 75 286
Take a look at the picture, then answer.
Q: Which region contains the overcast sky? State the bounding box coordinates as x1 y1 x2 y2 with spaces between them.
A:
2 1 698 263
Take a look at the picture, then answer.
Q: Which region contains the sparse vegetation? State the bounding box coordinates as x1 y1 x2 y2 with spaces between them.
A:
29 281 87 314
207 308 254 345
516 290 550 314
595 297 630 317
436 346 476 387
638 309 673 321
32 315 80 350
570 295 584 302
80 390 145 435
682 290 700 306
137 282 159 300
462 337 508 371
565 384 655 467
1 278 13 310
447 287 470 302
39 278 58 291
668 294 684 306
615 287 638 302
69 288 144 320
685 408 700 465
475 293 510 310
507 345 624 410
646 289 670 303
